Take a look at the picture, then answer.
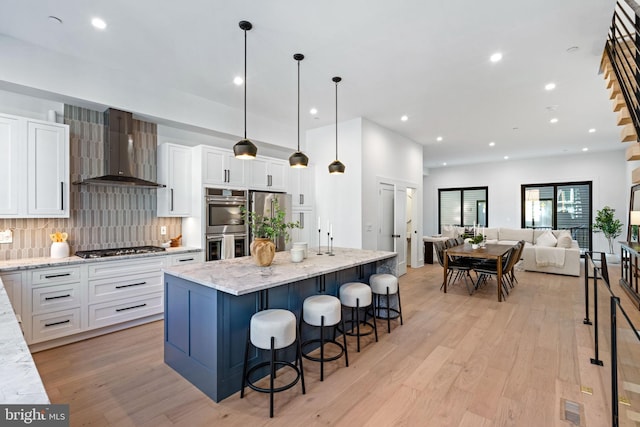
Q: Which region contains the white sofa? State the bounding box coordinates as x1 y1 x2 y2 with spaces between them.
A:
481 227 580 276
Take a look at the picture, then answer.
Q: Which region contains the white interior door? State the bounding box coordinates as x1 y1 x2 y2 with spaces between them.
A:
378 182 407 276
395 187 407 275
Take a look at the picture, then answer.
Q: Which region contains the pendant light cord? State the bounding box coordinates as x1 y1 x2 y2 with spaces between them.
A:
335 80 338 159
297 58 300 151
243 26 247 140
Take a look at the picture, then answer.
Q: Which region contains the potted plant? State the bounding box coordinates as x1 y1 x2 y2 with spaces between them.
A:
467 234 484 249
242 199 300 266
592 206 623 262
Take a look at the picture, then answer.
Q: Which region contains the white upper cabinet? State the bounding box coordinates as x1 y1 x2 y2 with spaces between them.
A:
0 115 21 216
27 121 69 217
0 113 69 218
247 157 287 191
200 146 246 187
157 143 192 217
289 165 315 208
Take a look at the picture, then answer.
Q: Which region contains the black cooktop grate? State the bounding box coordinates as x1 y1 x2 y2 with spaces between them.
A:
75 246 166 259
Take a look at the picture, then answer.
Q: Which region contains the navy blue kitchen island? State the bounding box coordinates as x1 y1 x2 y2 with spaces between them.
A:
163 248 397 402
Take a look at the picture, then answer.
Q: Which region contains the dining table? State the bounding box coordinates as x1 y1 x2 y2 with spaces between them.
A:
443 243 513 302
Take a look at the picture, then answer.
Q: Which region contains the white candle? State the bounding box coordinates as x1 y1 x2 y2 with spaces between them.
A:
327 221 330 233
330 224 333 237
318 217 321 230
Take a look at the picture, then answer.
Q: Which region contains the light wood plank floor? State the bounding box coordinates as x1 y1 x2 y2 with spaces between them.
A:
32 261 640 426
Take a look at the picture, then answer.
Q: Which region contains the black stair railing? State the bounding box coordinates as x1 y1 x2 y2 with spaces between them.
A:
606 0 640 139
584 252 640 427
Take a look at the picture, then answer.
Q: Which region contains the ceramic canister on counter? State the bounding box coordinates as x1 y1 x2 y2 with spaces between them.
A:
292 242 308 258
291 248 304 263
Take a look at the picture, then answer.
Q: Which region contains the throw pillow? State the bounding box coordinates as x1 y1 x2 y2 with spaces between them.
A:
536 230 558 247
556 231 573 249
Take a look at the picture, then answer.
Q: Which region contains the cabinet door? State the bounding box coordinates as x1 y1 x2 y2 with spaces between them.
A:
225 153 246 187
158 144 191 217
202 148 227 185
27 121 69 217
268 159 287 191
290 209 316 246
290 166 315 208
0 115 21 216
247 158 269 189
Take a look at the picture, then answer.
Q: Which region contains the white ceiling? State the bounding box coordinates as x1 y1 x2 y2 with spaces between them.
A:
0 0 624 168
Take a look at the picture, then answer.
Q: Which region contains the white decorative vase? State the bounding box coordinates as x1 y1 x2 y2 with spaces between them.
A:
471 243 479 250
51 241 70 259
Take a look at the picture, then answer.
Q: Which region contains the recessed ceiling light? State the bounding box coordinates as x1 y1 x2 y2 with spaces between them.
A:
309 107 318 115
442 162 447 166
436 136 443 142
582 147 589 152
504 156 509 160
550 118 559 124
588 128 596 133
233 76 243 85
91 17 107 30
490 52 503 63
545 82 556 91
48 16 63 24
489 141 495 147
401 115 408 122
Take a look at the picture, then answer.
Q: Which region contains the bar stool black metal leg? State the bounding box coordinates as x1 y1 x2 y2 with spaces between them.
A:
270 336 275 418
241 328 250 398
341 316 349 367
385 288 391 333
397 285 403 326
297 333 306 394
320 315 325 381
355 298 361 352
371 299 378 342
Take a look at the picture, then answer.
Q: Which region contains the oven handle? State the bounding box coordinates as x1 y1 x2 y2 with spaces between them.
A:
206 235 223 241
205 197 247 205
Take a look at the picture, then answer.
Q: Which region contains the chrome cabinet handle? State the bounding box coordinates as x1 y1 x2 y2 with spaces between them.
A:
170 188 174 211
60 182 64 210
300 212 304 229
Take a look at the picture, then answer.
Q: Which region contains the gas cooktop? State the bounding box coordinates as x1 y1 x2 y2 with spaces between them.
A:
75 246 166 259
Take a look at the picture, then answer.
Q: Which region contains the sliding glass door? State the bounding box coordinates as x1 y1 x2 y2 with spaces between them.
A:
521 181 592 253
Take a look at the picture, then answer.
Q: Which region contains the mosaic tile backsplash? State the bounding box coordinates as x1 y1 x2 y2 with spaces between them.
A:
0 105 181 260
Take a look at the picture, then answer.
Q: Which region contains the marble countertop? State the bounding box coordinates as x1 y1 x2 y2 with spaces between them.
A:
0 246 202 273
164 247 396 296
0 277 49 404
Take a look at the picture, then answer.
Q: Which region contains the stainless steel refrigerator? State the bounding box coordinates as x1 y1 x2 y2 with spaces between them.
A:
247 191 293 252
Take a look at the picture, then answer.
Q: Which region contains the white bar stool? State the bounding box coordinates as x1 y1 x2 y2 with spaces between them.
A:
241 309 305 418
338 282 378 352
369 273 403 333
300 295 349 381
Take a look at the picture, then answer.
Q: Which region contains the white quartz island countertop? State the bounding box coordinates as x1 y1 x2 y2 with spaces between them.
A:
163 247 397 296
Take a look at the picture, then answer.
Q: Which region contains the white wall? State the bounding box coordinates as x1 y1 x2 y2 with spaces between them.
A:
0 35 295 150
423 149 627 254
307 118 363 249
361 119 423 252
0 89 63 121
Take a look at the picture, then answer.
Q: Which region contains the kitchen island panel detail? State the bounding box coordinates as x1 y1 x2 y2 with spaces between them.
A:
163 248 396 402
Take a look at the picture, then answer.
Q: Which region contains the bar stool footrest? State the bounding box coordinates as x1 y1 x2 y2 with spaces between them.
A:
301 339 345 362
369 307 401 320
337 319 376 337
246 361 302 394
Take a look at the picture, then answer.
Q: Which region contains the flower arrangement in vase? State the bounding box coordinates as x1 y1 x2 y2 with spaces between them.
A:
242 199 300 266
50 231 69 258
467 234 484 249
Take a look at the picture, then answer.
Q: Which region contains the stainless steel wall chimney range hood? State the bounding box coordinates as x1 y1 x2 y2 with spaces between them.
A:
73 108 166 188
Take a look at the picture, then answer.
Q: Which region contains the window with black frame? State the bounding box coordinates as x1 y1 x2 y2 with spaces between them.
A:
438 187 488 233
521 181 592 253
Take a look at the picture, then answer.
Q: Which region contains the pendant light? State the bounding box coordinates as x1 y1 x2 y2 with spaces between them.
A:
328 76 346 174
233 20 258 159
289 53 309 168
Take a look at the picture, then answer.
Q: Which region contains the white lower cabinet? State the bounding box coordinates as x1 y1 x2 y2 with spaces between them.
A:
13 251 202 349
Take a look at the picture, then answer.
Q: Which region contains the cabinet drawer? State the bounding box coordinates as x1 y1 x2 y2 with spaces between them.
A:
31 308 82 343
32 282 81 314
168 253 202 266
31 266 81 285
89 272 162 304
88 257 165 278
88 293 163 329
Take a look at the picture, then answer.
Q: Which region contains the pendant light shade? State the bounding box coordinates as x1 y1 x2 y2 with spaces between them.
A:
233 20 257 159
289 53 309 168
328 76 345 174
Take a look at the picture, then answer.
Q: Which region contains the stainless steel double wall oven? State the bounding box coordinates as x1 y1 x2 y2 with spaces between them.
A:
205 188 248 261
